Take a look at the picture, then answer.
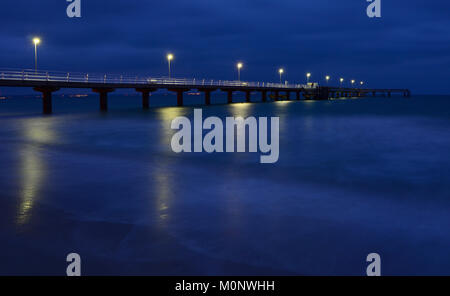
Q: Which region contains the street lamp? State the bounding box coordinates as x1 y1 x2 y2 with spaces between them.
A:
340 78 344 88
33 37 41 72
306 73 311 84
279 68 284 84
360 81 364 87
167 53 174 78
237 62 243 81
351 79 355 87
325 75 330 85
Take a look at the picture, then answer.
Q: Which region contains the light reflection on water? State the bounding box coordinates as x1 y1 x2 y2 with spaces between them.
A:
228 102 253 118
155 107 188 147
1 95 449 275
17 118 59 226
17 147 43 226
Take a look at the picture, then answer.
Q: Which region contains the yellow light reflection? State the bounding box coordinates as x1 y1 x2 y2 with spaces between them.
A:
229 102 253 118
153 108 188 228
17 148 43 226
154 171 172 227
274 100 292 105
155 107 188 146
17 118 58 226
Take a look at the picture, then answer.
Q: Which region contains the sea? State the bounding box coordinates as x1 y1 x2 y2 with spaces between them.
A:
0 92 449 275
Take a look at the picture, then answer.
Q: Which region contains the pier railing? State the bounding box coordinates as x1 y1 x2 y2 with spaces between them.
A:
0 68 310 89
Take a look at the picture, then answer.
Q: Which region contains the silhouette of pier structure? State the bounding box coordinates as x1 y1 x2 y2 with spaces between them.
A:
0 69 411 114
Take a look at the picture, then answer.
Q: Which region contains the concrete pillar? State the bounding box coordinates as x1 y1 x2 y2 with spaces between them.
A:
274 91 279 101
285 91 290 100
315 87 329 100
245 91 251 103
142 92 150 109
93 88 115 111
43 92 52 114
176 91 183 106
199 89 217 106
227 90 233 104
296 92 301 100
100 92 108 111
204 91 211 105
34 87 59 115
136 88 156 110
261 91 267 102
373 91 376 97
168 89 189 106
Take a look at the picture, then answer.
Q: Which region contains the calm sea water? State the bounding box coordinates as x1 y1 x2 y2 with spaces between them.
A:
0 93 449 275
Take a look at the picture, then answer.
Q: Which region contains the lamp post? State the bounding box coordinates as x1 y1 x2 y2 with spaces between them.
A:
279 68 284 85
306 73 311 84
340 78 344 88
237 62 243 81
167 53 174 78
325 75 330 85
351 79 355 87
360 81 364 88
33 37 41 72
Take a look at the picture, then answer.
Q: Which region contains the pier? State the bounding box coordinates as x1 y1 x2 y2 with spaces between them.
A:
0 69 410 114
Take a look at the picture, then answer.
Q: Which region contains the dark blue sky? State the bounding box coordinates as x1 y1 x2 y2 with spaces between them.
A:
1 0 449 94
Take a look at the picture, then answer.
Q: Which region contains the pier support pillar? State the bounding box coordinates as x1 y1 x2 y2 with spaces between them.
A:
261 91 267 102
199 89 216 105
245 91 251 103
285 91 290 100
177 91 183 106
274 91 279 101
315 88 329 100
205 91 211 105
226 90 233 104
93 88 115 111
388 92 391 98
136 88 157 109
169 89 189 106
34 87 60 115
142 92 150 109
100 93 108 111
373 91 376 97
296 92 301 100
